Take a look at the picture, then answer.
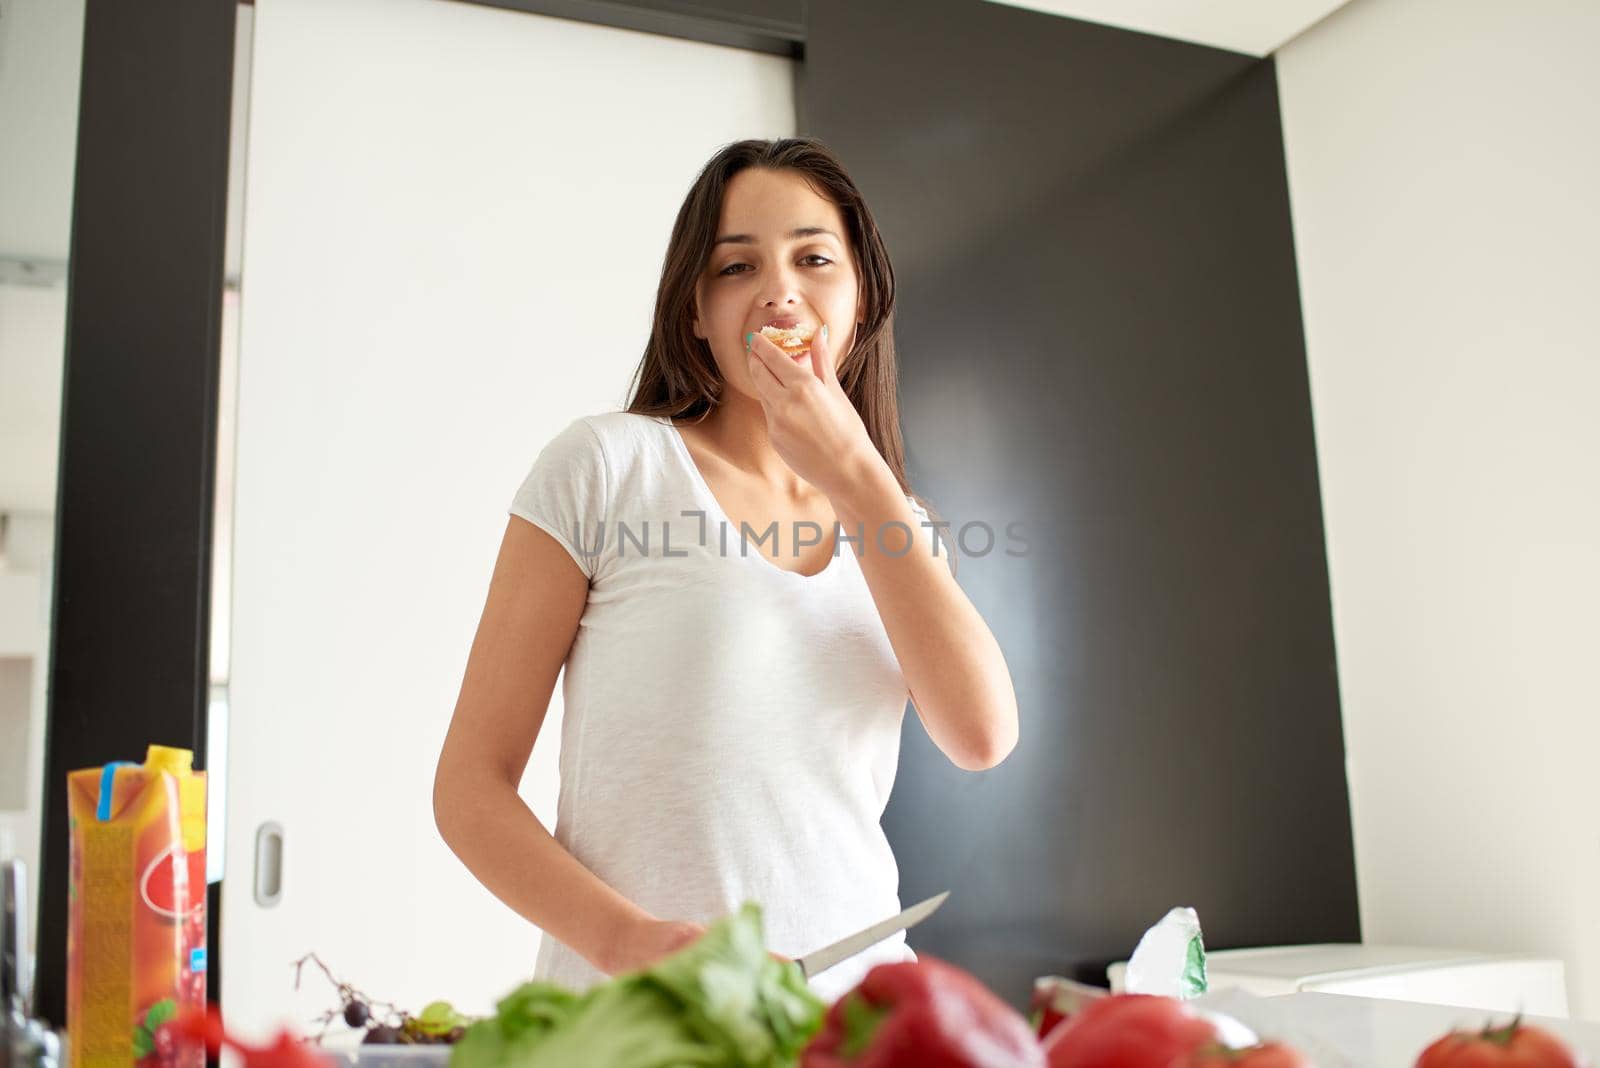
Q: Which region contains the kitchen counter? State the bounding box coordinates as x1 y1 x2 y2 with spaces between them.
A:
1197 989 1600 1067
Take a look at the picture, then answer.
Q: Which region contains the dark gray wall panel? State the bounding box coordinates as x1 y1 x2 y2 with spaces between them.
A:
34 0 233 1029
801 0 1359 1006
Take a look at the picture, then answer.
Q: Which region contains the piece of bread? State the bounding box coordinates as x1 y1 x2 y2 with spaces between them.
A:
760 324 815 353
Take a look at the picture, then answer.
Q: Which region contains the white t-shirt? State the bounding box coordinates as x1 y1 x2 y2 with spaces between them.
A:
508 411 929 1004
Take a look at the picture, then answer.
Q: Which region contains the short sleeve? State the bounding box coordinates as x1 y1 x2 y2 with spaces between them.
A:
509 417 610 579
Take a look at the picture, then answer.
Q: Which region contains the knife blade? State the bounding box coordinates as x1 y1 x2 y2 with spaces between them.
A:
796 891 950 981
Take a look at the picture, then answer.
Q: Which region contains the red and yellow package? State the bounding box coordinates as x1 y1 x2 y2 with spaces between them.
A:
67 745 208 1068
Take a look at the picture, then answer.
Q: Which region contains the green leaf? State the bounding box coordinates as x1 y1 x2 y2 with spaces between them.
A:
840 993 892 1058
484 981 717 1068
145 998 179 1030
451 903 825 1068
133 1026 154 1058
645 902 825 1064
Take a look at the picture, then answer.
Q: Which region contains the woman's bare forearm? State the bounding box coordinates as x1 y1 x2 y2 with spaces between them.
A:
433 773 649 975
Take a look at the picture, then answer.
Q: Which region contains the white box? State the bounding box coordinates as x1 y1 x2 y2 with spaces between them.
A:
1108 944 1568 1018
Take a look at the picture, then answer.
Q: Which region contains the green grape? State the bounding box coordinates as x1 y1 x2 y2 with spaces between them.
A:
414 1001 469 1037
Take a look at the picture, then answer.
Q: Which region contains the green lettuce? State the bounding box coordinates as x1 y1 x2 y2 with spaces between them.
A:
450 903 824 1068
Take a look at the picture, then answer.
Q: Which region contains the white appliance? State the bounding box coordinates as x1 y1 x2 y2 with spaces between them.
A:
1108 944 1569 1018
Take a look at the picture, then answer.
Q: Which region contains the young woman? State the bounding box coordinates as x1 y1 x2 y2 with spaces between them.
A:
433 138 1018 1004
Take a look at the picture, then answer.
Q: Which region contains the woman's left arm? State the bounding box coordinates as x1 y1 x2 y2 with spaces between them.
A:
830 454 1019 772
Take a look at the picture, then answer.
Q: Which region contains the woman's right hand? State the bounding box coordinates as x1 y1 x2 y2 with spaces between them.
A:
603 917 708 976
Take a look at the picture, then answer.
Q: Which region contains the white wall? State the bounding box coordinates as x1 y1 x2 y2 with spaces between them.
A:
0 290 63 916
0 285 66 511
0 287 66 929
0 0 82 263
0 513 55 975
0 0 82 976
220 0 795 1038
1276 0 1600 1021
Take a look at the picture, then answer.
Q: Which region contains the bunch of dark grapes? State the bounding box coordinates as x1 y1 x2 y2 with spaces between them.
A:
292 953 470 1046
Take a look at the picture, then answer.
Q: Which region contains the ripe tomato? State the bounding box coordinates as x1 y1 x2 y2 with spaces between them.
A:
1042 994 1218 1068
1175 1042 1314 1068
1414 1018 1586 1068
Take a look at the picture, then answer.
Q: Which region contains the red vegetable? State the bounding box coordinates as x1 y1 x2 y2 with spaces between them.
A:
1033 1002 1069 1045
1176 1042 1315 1068
801 956 1045 1068
1030 977 1108 1042
1041 993 1218 1068
1414 1016 1587 1068
172 1006 334 1068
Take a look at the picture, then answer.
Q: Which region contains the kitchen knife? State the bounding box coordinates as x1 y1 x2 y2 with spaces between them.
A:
796 891 949 981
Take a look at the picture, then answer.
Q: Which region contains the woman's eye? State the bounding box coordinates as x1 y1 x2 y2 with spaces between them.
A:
718 255 832 276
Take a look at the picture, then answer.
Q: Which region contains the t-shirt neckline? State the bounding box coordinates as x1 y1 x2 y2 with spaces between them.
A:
659 416 845 583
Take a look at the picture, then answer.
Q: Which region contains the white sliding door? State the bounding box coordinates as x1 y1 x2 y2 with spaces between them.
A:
221 0 795 1037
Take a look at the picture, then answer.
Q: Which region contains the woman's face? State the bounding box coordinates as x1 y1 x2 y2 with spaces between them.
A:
693 167 861 401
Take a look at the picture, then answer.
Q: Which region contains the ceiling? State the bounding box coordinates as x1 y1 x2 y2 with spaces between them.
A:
980 0 1355 56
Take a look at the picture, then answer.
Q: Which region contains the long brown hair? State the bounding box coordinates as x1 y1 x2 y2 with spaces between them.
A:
624 138 924 509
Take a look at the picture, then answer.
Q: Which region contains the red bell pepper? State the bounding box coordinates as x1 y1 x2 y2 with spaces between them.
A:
172 1005 335 1068
1040 993 1219 1068
801 956 1045 1068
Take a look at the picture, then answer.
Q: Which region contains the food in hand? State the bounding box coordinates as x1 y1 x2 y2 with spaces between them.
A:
1041 993 1218 1067
761 323 815 355
1414 1015 1587 1068
801 956 1045 1067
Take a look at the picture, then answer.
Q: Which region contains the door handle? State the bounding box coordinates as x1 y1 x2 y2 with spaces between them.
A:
253 821 284 907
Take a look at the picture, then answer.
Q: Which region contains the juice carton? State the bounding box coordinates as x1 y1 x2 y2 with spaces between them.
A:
66 745 208 1068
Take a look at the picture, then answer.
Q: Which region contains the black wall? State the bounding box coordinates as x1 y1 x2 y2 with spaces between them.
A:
800 0 1360 1005
35 0 234 1028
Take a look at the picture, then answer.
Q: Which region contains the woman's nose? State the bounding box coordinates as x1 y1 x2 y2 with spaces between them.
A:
757 265 804 306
